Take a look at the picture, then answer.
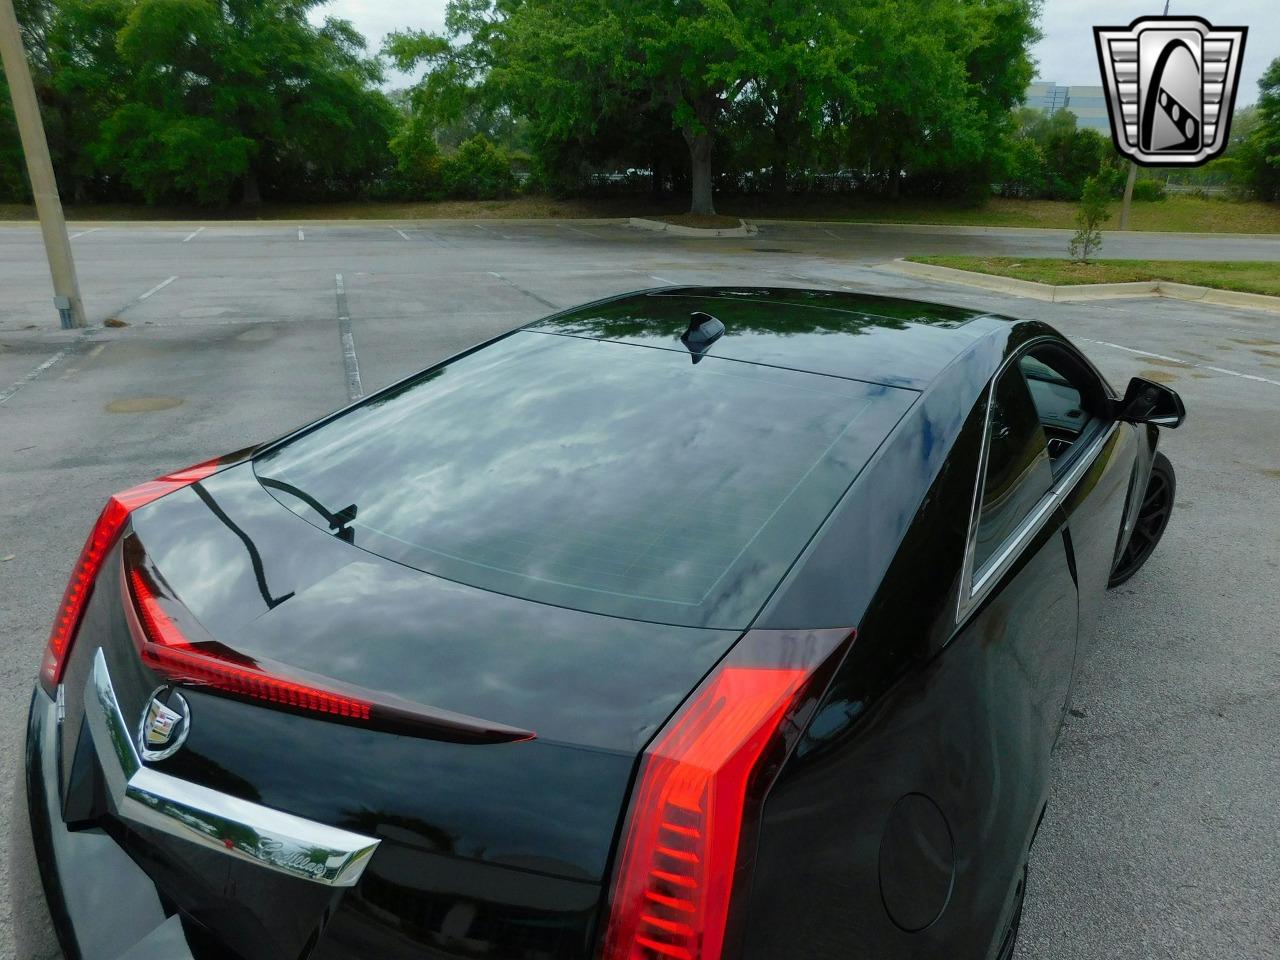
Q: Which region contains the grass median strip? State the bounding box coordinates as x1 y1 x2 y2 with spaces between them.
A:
907 257 1280 298
3 196 1280 234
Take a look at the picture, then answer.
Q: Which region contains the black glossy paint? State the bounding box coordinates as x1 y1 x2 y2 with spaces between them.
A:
532 287 990 389
744 319 1163 960
25 288 1173 960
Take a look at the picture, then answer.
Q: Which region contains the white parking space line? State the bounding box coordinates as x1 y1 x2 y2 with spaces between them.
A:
335 273 363 401
181 226 205 243
69 228 102 240
1074 337 1280 388
648 275 678 286
298 227 305 241
58 343 107 381
394 228 412 241
473 223 514 239
135 276 178 303
0 330 95 406
557 223 598 238
488 271 558 309
0 349 72 406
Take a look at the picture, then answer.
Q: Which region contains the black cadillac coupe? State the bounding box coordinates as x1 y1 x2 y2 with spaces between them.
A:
23 287 1184 960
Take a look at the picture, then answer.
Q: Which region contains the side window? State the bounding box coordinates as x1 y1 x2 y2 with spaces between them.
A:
973 365 1054 574
1019 351 1094 467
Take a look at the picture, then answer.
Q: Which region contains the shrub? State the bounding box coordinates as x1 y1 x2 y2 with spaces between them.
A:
1069 175 1111 263
389 113 444 198
1131 179 1167 201
441 135 516 200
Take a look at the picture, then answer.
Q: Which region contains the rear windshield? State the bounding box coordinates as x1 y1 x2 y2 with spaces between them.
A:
254 331 913 628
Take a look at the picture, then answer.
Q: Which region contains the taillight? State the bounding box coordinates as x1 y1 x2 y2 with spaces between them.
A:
122 555 536 743
600 628 854 960
127 565 371 720
39 457 224 694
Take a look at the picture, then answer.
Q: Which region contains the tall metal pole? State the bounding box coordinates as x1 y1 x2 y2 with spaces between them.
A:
0 0 86 328
1121 0 1172 231
1119 162 1138 230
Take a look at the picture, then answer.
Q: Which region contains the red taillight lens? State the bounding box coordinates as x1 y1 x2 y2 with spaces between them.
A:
127 566 371 720
122 560 536 743
600 628 854 960
39 457 224 694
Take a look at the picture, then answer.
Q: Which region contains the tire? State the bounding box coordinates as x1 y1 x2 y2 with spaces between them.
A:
1108 451 1175 588
996 865 1027 960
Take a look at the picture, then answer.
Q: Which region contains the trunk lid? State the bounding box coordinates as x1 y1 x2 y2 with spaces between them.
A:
57 464 739 960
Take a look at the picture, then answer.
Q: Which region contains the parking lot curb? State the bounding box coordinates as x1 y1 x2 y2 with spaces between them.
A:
879 259 1280 315
629 217 759 238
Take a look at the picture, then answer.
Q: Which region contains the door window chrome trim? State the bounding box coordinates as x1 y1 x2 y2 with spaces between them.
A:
83 648 380 887
957 338 1118 625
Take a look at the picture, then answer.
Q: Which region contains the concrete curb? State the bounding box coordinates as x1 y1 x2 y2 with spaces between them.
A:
748 218 1280 241
0 217 634 228
629 216 759 238
879 259 1280 315
1 216 1276 241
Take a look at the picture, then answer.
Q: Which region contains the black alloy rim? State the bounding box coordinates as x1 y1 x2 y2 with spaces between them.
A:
1115 470 1171 579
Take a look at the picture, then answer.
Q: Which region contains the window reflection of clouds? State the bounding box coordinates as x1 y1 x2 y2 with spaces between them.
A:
257 333 895 626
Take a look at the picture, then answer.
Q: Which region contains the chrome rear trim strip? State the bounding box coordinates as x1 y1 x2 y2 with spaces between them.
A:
84 649 380 887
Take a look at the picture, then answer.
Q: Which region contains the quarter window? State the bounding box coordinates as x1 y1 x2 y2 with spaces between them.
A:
973 366 1054 574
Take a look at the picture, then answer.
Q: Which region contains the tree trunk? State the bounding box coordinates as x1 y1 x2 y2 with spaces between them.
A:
770 91 796 200
768 136 788 199
770 153 788 199
242 170 261 205
685 130 714 216
651 150 667 199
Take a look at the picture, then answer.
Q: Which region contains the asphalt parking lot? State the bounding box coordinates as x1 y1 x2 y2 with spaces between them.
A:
1 218 1278 959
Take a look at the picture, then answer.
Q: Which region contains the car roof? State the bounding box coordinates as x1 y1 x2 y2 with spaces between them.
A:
529 286 1010 390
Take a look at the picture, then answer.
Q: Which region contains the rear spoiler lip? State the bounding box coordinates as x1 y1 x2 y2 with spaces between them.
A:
121 538 537 745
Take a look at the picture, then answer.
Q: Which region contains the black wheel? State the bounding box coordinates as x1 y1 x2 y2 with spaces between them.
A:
1109 451 1175 588
996 865 1027 960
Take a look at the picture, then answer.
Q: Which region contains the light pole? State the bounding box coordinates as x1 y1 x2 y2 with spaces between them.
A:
1120 0 1173 231
0 0 86 328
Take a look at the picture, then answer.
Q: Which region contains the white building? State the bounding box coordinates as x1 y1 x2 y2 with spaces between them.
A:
1024 81 1111 133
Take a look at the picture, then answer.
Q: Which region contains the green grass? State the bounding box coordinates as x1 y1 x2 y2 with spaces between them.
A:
1 194 1278 234
908 256 1280 297
730 195 1280 233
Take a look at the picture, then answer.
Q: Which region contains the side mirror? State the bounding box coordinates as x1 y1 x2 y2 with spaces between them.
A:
1115 377 1186 428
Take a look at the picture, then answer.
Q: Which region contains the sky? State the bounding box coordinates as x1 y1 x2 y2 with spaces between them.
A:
320 0 1276 106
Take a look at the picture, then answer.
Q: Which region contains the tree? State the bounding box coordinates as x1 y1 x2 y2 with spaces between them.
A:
1069 174 1110 262
390 0 753 215
441 134 515 199
391 0 1040 212
1002 107 1111 200
389 108 444 196
735 0 868 198
391 0 853 214
1240 58 1280 201
0 72 26 201
1 0 125 202
89 0 395 205
840 0 1040 199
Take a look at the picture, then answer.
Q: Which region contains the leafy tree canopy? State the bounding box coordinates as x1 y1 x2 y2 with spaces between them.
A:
389 0 1041 213
5 0 395 205
1240 57 1280 201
